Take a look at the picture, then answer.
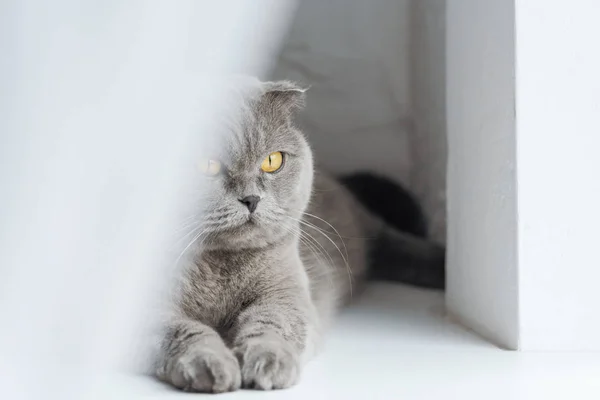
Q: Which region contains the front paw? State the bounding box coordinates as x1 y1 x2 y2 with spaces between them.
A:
234 337 301 390
158 344 241 393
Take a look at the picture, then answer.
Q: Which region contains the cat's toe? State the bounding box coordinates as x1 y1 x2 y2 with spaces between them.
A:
159 346 241 393
234 339 300 390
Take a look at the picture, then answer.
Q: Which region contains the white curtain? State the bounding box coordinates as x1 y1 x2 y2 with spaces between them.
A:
0 1 296 398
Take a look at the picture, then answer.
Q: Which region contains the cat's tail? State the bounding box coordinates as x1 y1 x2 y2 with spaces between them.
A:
341 172 446 290
368 226 446 289
340 172 428 238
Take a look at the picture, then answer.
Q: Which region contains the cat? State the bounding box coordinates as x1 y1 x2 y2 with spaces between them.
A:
154 79 445 393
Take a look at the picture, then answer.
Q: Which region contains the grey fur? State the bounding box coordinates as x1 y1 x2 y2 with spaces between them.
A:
154 79 444 392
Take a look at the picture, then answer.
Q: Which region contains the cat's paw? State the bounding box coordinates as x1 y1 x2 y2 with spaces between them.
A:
157 344 241 393
234 337 301 390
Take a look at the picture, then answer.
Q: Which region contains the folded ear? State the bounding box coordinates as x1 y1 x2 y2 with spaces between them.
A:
262 80 308 114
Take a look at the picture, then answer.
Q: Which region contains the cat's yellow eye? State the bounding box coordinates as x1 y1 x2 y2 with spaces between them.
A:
199 159 221 176
261 151 284 173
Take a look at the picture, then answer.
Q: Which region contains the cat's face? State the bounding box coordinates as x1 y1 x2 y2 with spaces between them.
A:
195 81 313 250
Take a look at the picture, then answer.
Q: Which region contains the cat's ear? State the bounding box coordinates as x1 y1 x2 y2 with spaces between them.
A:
262 80 308 113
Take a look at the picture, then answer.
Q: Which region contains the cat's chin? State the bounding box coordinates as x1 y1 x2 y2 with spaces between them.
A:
212 216 261 236
202 215 291 251
246 214 259 225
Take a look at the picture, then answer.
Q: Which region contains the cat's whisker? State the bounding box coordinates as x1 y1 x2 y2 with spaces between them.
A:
173 223 205 248
300 230 336 272
286 216 353 296
171 214 202 235
291 209 374 240
296 214 350 263
299 232 336 290
281 222 335 290
173 217 202 236
289 223 331 266
172 228 209 269
174 220 200 235
176 214 197 224
196 230 213 253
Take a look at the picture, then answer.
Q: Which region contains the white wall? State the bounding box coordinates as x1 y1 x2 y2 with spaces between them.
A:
272 0 449 241
271 1 413 186
516 0 600 351
447 0 600 351
446 0 519 350
410 0 447 243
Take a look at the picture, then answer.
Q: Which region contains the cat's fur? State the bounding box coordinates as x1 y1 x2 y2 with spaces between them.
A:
154 79 444 392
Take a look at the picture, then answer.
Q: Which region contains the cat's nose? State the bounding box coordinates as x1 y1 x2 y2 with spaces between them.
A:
239 195 260 213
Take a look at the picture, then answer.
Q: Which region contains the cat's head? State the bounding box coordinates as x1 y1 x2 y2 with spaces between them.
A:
194 80 313 250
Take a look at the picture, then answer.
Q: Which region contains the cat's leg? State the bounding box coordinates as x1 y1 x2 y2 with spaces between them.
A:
156 318 241 393
230 282 313 390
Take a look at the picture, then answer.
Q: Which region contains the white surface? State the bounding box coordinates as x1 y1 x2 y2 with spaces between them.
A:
446 0 519 349
91 283 600 399
515 0 600 350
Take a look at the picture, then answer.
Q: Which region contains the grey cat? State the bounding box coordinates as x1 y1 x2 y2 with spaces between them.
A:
154 79 444 392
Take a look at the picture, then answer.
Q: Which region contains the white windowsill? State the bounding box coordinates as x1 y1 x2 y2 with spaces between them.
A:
94 283 600 399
